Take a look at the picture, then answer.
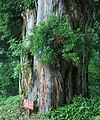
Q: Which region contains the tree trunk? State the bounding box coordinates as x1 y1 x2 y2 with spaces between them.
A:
20 0 93 112
19 9 37 100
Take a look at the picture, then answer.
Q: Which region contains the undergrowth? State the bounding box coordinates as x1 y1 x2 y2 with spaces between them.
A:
41 96 100 120
0 91 100 120
0 96 21 120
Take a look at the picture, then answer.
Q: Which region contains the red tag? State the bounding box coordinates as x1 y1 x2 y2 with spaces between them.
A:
23 99 34 110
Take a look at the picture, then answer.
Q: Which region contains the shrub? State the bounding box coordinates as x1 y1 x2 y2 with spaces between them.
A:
40 96 100 120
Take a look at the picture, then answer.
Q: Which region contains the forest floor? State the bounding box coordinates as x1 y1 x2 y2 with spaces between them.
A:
0 86 100 120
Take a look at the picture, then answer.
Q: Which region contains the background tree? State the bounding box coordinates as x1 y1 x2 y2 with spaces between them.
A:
88 0 100 95
0 0 22 96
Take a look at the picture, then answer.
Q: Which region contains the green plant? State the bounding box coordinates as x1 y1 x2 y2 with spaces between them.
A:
29 15 76 64
0 95 100 120
0 0 22 96
40 96 100 120
8 15 99 66
28 15 99 66
18 0 38 11
0 96 21 120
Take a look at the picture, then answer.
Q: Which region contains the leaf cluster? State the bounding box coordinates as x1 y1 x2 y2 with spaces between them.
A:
18 0 38 11
0 0 22 96
41 96 100 120
9 15 99 67
28 15 99 65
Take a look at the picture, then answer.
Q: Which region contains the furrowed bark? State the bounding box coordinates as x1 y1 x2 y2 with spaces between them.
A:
20 0 93 112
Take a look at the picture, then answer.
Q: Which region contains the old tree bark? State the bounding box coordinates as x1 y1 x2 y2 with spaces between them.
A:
19 0 93 112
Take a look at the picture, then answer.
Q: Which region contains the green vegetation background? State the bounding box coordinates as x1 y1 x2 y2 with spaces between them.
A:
0 0 100 119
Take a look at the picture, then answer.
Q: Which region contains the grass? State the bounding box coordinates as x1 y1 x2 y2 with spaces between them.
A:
40 96 100 120
0 96 21 120
0 95 40 120
0 86 100 120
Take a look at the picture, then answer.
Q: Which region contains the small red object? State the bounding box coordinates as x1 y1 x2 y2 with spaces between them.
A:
23 99 34 110
23 99 34 117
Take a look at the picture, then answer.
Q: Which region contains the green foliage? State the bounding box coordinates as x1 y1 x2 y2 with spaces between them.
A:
9 38 23 56
10 15 99 66
30 15 68 64
0 0 22 96
0 96 41 120
30 15 77 64
89 86 100 97
88 50 100 96
0 95 100 120
0 96 21 120
89 55 100 86
0 60 19 96
41 96 100 120
28 15 99 65
0 0 22 40
88 22 100 88
94 0 100 22
18 0 38 11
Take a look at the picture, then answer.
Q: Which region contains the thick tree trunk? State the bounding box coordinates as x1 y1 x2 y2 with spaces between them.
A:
36 0 68 112
64 0 93 96
19 9 36 99
20 0 93 112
